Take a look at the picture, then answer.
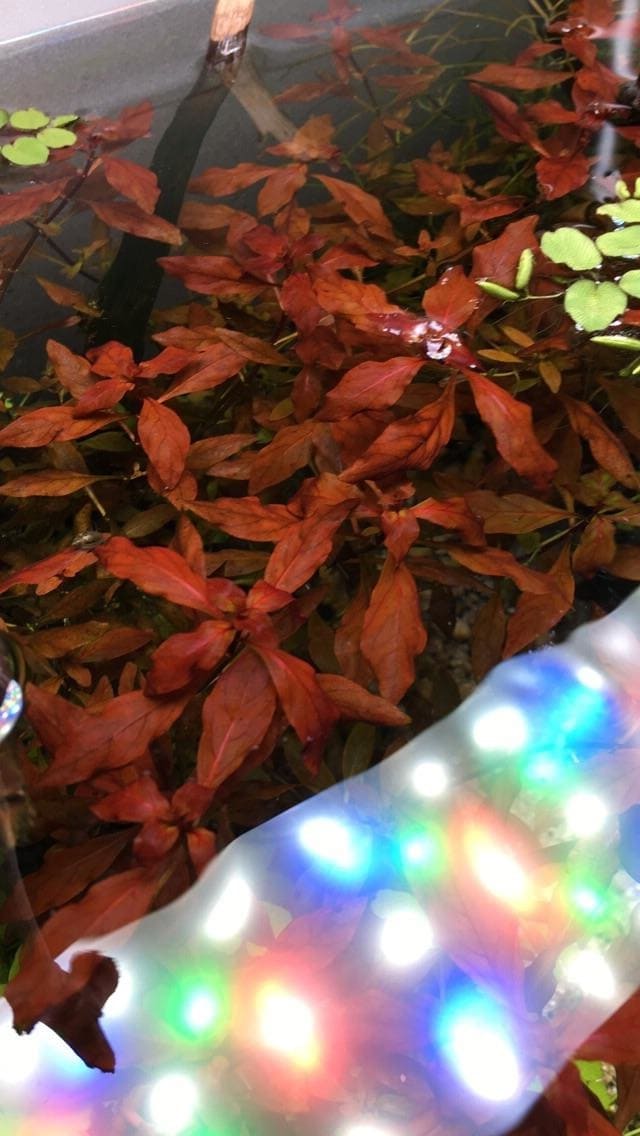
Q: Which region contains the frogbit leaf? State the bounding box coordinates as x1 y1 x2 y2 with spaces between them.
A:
2 137 49 166
590 334 640 350
596 225 640 258
597 199 640 222
540 227 602 270
9 106 50 130
564 280 627 332
515 247 535 290
0 109 8 128
477 280 520 300
618 269 640 298
51 113 79 127
36 126 77 148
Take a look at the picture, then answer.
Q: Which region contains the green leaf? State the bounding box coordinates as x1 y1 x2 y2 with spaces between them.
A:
515 247 535 291
616 178 631 200
51 114 79 127
36 127 76 149
1 137 50 166
477 279 520 301
618 269 640 298
596 225 640 257
9 107 50 131
590 333 640 350
574 1062 615 1113
0 109 8 129
596 199 640 222
564 279 627 332
540 227 602 270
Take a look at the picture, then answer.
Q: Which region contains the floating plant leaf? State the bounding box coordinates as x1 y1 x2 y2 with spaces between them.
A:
596 200 640 223
618 270 640 298
615 178 631 200
476 279 520 300
590 334 640 350
51 114 79 127
564 280 627 332
1 136 50 166
515 247 535 291
596 225 640 258
9 107 50 131
0 109 8 129
541 227 602 270
37 127 77 149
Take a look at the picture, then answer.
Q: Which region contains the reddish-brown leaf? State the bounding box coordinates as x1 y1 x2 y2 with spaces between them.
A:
467 372 557 487
189 496 296 542
536 152 592 199
466 490 573 533
607 547 640 580
87 340 137 379
249 421 318 493
472 215 540 287
157 254 255 298
267 114 339 161
469 83 542 148
212 327 291 366
562 394 637 487
197 649 276 789
0 470 101 497
46 339 93 397
101 155 160 214
0 405 113 447
573 515 616 576
316 672 410 726
449 546 554 593
313 271 402 324
412 495 485 546
89 199 182 244
91 774 171 823
341 381 456 482
360 556 427 702
450 194 527 226
469 62 573 89
95 536 214 613
72 377 133 415
27 683 189 786
315 173 396 240
380 510 420 561
36 277 95 314
471 592 507 680
264 514 342 593
138 397 190 491
319 356 424 417
146 621 235 694
137 345 194 379
0 548 97 596
254 645 338 768
0 178 69 225
503 545 575 657
421 266 482 330
160 343 244 400
0 830 131 920
189 162 275 196
257 163 308 216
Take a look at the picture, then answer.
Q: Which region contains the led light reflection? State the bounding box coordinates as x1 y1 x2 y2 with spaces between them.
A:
470 834 530 909
298 816 369 876
411 759 449 798
439 996 521 1102
563 948 616 1001
564 791 609 839
102 964 134 1019
0 1014 39 1085
379 904 435 968
147 1071 200 1135
257 983 318 1068
0 678 23 743
471 705 529 756
204 874 253 942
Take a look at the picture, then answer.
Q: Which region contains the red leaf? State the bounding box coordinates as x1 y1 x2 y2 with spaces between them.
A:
341 381 456 482
413 158 465 197
503 545 575 657
89 199 182 244
212 327 291 366
187 828 217 876
0 548 97 596
160 343 244 399
158 254 259 299
319 356 424 417
0 830 131 920
191 496 296 542
46 339 92 397
313 271 402 325
95 536 215 613
472 214 540 287
562 394 637 487
0 178 69 225
421 266 482 330
380 510 420 560
137 346 194 378
101 155 160 213
146 621 235 694
360 556 427 702
87 340 137 379
315 174 396 240
138 398 190 491
0 470 101 497
469 62 573 89
316 672 410 726
92 774 171 823
572 515 616 576
536 152 592 199
467 372 558 487
134 819 179 863
190 162 275 196
257 163 308 216
267 114 339 162
449 546 555 594
197 650 276 789
264 514 342 593
469 83 542 148
466 490 573 534
254 646 338 767
0 405 113 447
249 421 318 493
412 496 485 546
450 194 527 226
27 684 189 786
73 377 133 415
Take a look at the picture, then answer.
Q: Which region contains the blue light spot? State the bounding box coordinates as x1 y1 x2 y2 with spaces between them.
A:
436 990 522 1102
298 815 371 880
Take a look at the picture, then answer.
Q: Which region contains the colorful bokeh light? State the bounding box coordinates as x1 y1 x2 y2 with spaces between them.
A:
298 815 371 878
437 992 522 1103
256 982 319 1069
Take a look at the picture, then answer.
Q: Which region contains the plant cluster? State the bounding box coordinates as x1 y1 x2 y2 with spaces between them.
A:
0 106 79 167
1 0 640 1129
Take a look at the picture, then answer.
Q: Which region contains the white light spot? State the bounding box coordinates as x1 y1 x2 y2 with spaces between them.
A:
379 905 435 968
183 991 218 1033
564 791 608 839
472 842 528 907
564 948 616 1001
471 705 528 755
575 664 606 691
103 964 133 1019
147 1072 199 1135
258 985 317 1066
344 1126 396 1136
412 760 449 798
204 874 253 942
299 816 362 872
449 1018 521 1102
0 1014 39 1085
